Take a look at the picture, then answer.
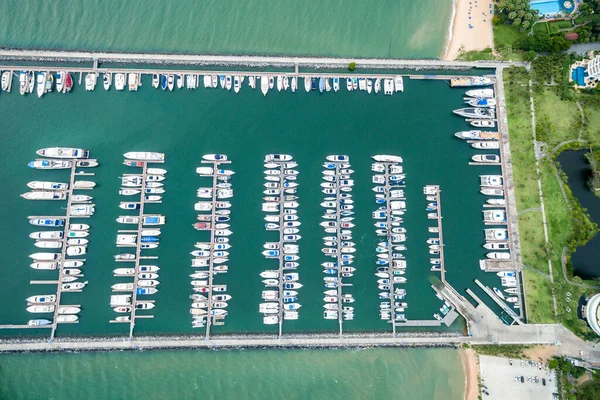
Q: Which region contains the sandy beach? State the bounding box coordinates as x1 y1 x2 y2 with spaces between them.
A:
444 0 494 60
460 347 480 400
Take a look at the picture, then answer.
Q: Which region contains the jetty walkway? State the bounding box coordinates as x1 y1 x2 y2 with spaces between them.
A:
0 48 528 70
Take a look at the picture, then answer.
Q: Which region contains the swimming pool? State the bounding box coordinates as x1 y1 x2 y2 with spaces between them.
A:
530 0 575 16
530 0 561 15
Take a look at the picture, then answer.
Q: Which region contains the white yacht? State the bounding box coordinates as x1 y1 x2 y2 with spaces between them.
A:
234 75 241 93
85 73 97 91
115 73 126 90
261 76 269 96
123 152 165 161
103 73 112 90
36 72 46 97
394 76 404 92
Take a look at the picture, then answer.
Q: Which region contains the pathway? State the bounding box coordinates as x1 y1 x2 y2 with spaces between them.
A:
517 207 541 216
528 79 558 317
523 265 552 281
560 247 600 289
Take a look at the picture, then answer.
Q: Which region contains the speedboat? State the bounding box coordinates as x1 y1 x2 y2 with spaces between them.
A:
319 77 325 93
291 76 297 92
55 71 65 93
346 78 352 91
394 76 404 92
466 97 496 108
152 73 160 88
261 76 269 96
333 77 339 92
161 75 167 90
226 75 232 91
374 78 380 93
167 74 174 91
177 74 184 89
0 71 10 91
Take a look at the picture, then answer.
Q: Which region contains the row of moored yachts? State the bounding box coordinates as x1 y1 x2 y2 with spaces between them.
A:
190 154 234 328
260 154 302 325
110 152 167 322
371 155 408 323
0 69 406 97
321 155 356 321
451 83 521 309
23 147 98 326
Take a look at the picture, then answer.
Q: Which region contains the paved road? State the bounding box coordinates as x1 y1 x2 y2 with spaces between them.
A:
0 48 528 69
566 42 600 54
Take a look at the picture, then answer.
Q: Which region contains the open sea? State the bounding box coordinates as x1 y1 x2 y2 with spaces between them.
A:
0 1 476 397
0 0 452 59
0 348 465 400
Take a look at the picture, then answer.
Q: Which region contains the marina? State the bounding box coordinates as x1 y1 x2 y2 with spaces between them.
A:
0 64 526 342
111 153 166 337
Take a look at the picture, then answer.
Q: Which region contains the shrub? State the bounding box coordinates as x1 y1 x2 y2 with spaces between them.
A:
348 62 356 71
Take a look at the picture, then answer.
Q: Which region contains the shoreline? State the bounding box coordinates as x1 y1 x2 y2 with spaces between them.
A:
443 0 494 60
443 0 459 60
459 347 480 400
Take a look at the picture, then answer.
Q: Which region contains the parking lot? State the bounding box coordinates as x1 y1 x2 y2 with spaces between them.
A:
479 355 558 399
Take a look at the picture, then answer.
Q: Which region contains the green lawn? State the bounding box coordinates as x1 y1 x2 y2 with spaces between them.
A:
519 212 548 273
523 269 555 323
533 22 549 34
494 24 528 48
548 20 573 34
504 68 598 332
534 89 581 148
456 48 496 62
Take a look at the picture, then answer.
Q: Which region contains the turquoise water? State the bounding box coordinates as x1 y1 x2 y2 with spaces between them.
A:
0 0 452 59
0 75 504 338
0 348 465 400
530 0 561 15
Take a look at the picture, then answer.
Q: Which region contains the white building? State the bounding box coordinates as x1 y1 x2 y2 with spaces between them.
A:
584 293 600 336
588 55 600 80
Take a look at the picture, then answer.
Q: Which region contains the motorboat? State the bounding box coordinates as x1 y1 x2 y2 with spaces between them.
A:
453 107 495 119
167 74 174 91
225 75 232 91
472 154 500 163
21 191 67 200
234 75 241 93
62 281 87 291
114 73 125 90
374 78 380 93
470 119 496 128
471 141 499 150
466 97 496 108
450 76 494 87
394 76 404 92
85 72 97 91
487 252 511 260
36 71 47 97
466 88 494 98
177 74 184 89
28 159 71 169
480 175 503 188
124 152 165 161
454 130 499 141
103 73 112 90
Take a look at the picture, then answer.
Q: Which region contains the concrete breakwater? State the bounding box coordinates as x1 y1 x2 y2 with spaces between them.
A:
0 47 527 70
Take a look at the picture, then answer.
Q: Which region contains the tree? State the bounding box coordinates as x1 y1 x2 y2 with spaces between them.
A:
576 380 600 400
498 0 539 26
348 62 356 71
524 50 537 62
522 20 531 29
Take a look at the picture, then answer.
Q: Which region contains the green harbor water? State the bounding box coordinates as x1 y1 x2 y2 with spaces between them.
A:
0 0 452 59
0 76 505 337
0 348 465 400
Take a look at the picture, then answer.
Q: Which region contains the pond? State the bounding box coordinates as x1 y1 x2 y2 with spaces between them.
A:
557 150 600 279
